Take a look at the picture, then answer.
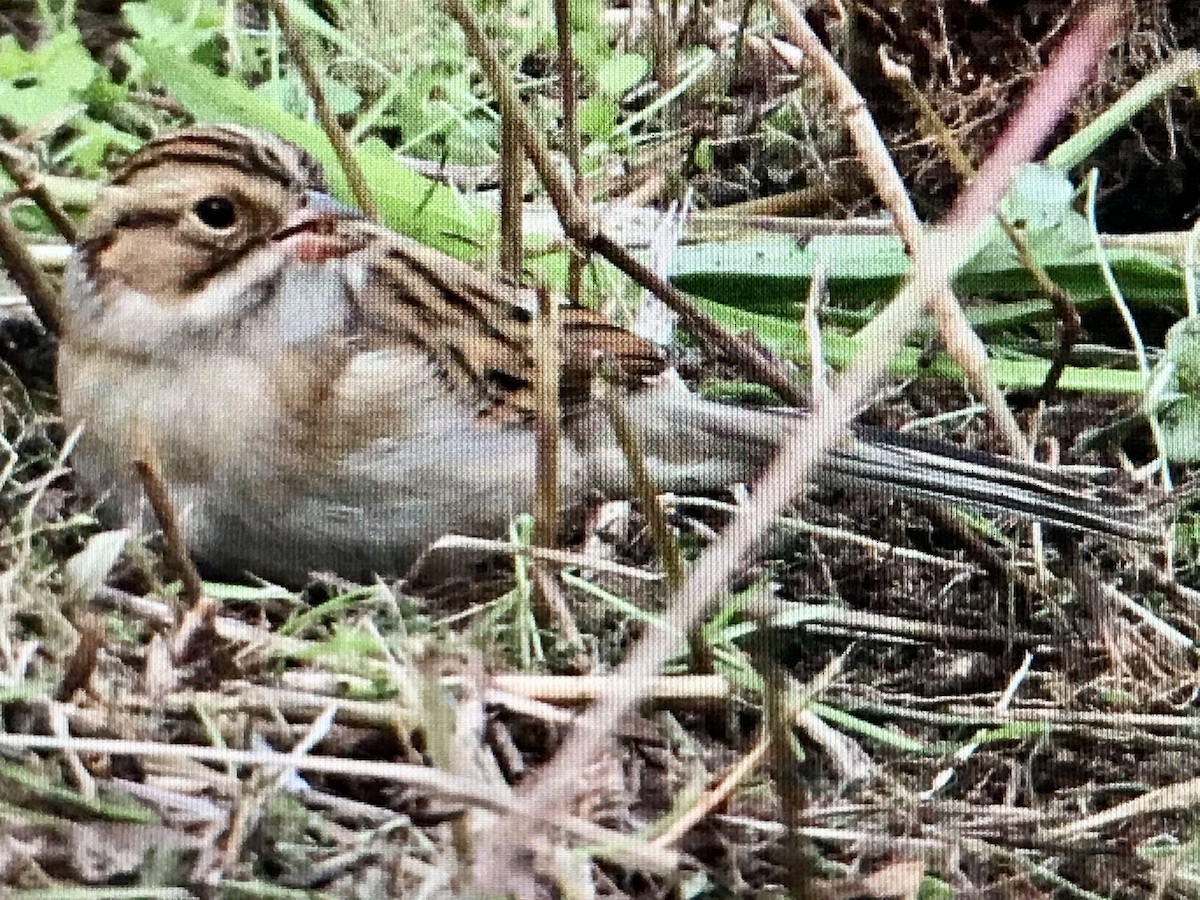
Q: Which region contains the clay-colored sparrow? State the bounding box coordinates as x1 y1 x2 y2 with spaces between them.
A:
56 125 1158 584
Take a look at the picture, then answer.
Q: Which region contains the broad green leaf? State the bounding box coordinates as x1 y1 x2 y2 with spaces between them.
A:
670 232 1183 311
122 0 222 57
1146 316 1200 460
696 298 1148 395
0 30 98 128
253 77 308 116
595 52 648 97
669 234 909 309
322 76 363 116
578 94 618 141
917 876 956 900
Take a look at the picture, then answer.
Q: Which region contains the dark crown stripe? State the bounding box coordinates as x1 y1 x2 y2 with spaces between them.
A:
111 129 314 188
113 150 277 185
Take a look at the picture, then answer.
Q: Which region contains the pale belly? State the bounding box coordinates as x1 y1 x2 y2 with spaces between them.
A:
57 343 582 584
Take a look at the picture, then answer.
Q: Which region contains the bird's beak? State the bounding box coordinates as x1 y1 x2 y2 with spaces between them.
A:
272 190 366 263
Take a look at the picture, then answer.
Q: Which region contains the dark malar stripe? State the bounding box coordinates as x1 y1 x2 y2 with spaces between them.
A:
444 341 481 386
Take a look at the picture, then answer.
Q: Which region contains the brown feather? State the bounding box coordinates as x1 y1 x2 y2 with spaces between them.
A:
344 224 667 422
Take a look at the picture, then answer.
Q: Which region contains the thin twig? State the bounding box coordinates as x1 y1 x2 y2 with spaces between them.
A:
529 290 583 648
768 0 1030 459
499 116 523 276
552 0 586 304
264 0 381 221
532 286 561 547
422 534 665 580
598 377 684 587
665 493 980 574
0 205 62 333
0 141 77 242
652 733 772 848
0 731 679 874
131 432 205 610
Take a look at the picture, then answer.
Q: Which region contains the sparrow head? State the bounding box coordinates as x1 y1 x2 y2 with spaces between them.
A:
64 125 364 351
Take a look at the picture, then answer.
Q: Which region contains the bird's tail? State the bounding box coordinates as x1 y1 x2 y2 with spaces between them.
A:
602 381 1164 544
833 424 1162 543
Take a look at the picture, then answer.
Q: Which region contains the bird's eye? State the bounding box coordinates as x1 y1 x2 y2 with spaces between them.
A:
192 195 238 230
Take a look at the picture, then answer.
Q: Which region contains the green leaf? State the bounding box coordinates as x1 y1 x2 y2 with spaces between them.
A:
573 28 611 76
578 94 618 141
811 703 929 753
122 0 222 57
57 118 143 177
670 234 910 309
594 52 648 97
567 0 605 32
0 30 98 128
0 759 156 823
133 40 492 256
253 77 308 116
322 75 363 116
695 297 1148 395
1145 315 1200 461
672 166 1183 310
917 876 956 900
670 230 1184 312
964 166 1093 276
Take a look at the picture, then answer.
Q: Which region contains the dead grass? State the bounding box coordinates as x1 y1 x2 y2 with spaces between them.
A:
2 2 1200 898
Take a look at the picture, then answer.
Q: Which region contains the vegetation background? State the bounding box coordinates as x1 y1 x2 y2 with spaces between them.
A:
1 0 1200 896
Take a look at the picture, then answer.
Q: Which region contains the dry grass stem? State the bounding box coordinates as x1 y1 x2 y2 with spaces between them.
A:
795 708 874 783
666 494 981 573
490 673 732 704
1050 774 1200 837
921 651 1034 799
551 0 586 304
499 115 523 277
651 733 772 849
530 564 586 655
756 598 1054 649
0 732 679 872
882 49 1084 404
599 378 685 586
94 586 311 658
842 700 1200 735
131 439 205 611
423 534 665 580
803 261 830 404
532 286 561 548
0 205 62 333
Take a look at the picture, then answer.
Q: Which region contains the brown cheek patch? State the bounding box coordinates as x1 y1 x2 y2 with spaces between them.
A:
97 231 206 303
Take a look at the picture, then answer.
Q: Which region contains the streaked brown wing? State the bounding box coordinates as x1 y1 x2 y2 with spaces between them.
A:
346 225 667 421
